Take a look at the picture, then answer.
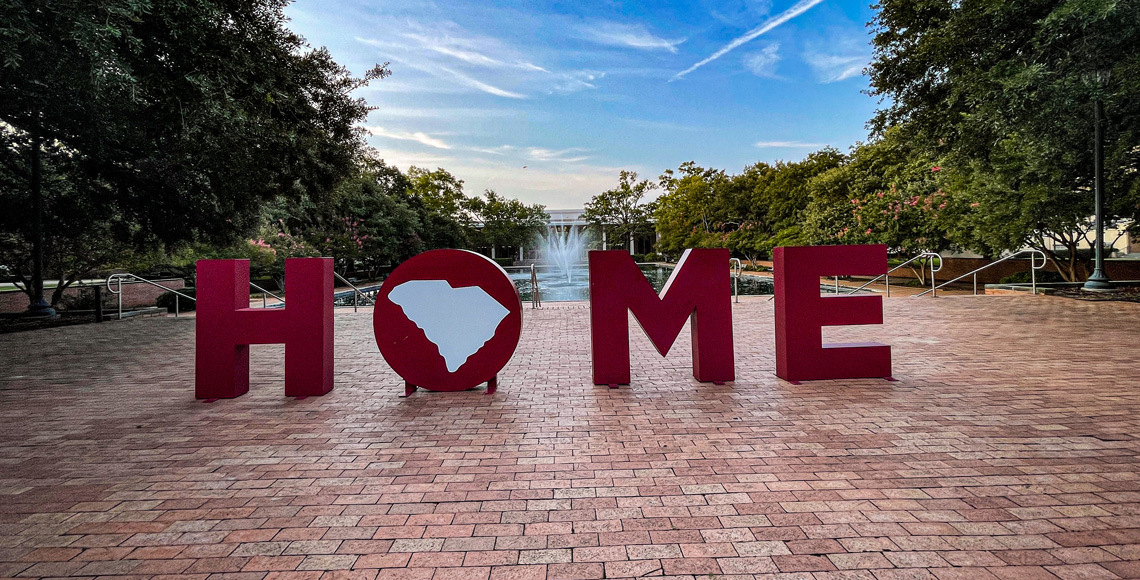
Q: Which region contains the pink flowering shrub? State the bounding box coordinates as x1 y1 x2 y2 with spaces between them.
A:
833 172 964 257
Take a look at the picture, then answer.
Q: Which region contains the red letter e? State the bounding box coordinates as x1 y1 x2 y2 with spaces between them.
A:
773 245 891 382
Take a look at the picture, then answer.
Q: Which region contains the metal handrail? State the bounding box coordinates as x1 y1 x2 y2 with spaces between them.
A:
106 273 196 319
914 249 1047 297
529 264 542 309
250 281 285 309
845 252 943 298
334 272 375 312
730 258 742 303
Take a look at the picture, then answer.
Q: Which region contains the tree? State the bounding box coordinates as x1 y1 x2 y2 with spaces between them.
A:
654 162 733 256
582 171 657 253
746 149 846 254
868 0 1140 280
0 0 387 311
265 159 425 277
464 190 548 258
0 127 143 306
407 167 469 222
405 166 471 249
651 154 845 261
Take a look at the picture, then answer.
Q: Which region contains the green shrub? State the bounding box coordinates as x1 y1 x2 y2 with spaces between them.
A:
58 287 114 311
493 257 515 268
643 252 661 262
631 254 647 262
156 288 197 312
998 270 1065 284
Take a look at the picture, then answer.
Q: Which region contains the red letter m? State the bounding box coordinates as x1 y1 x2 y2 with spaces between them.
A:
588 249 734 385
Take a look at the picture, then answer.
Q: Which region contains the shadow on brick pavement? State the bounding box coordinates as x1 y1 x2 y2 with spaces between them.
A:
1 295 1139 579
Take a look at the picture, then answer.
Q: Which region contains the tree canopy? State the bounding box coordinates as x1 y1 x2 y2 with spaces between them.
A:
582 171 656 252
867 0 1140 277
0 0 387 307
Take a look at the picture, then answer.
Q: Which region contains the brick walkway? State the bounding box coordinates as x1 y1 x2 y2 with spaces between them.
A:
1 296 1139 580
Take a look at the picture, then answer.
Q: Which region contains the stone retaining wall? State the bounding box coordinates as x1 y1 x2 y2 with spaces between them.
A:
0 278 185 314
748 257 1140 284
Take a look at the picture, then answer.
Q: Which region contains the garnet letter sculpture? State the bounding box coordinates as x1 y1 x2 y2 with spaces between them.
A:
773 244 892 383
373 249 522 395
192 245 892 398
589 248 734 386
196 258 334 399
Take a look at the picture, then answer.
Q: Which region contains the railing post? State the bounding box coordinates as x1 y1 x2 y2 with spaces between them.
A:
175 294 180 317
834 276 839 294
931 268 936 298
1032 264 1037 295
117 277 123 320
885 272 890 297
930 259 936 298
973 273 977 296
732 259 740 304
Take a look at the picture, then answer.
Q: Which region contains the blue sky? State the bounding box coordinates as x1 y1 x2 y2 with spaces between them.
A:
286 0 882 208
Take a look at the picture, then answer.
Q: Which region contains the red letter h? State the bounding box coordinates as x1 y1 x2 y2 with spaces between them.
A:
195 258 334 398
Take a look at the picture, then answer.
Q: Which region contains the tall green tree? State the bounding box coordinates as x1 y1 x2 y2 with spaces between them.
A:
0 0 387 311
265 159 425 277
582 170 657 253
747 148 846 253
0 127 143 306
868 0 1140 279
654 162 733 256
464 190 548 259
405 166 471 249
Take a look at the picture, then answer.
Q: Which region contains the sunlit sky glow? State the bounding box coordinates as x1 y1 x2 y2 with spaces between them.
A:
286 0 880 208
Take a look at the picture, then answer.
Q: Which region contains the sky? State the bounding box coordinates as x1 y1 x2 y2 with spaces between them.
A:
285 0 883 209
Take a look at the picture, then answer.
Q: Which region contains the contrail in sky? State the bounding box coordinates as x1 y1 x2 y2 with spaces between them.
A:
671 0 826 81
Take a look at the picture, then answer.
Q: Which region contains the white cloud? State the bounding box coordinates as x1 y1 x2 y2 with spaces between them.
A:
373 146 627 208
373 149 455 169
437 66 528 99
525 147 590 163
354 20 598 100
466 145 525 156
743 43 781 78
579 21 686 53
801 31 871 83
802 51 866 83
370 106 517 119
365 126 452 149
755 140 828 148
672 0 825 81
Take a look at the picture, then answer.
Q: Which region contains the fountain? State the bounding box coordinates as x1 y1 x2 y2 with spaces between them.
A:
539 226 586 284
510 231 780 301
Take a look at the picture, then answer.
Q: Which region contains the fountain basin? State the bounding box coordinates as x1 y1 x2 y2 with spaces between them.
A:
507 263 777 302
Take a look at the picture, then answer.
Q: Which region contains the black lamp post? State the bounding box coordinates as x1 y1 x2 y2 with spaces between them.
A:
1084 73 1113 290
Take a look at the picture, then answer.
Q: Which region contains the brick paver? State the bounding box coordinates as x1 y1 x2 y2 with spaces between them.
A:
1 295 1138 579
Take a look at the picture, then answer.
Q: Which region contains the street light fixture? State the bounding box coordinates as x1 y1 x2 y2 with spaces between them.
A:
1084 69 1113 291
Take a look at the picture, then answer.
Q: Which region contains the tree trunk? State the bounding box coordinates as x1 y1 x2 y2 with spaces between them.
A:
27 117 55 316
908 264 928 285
